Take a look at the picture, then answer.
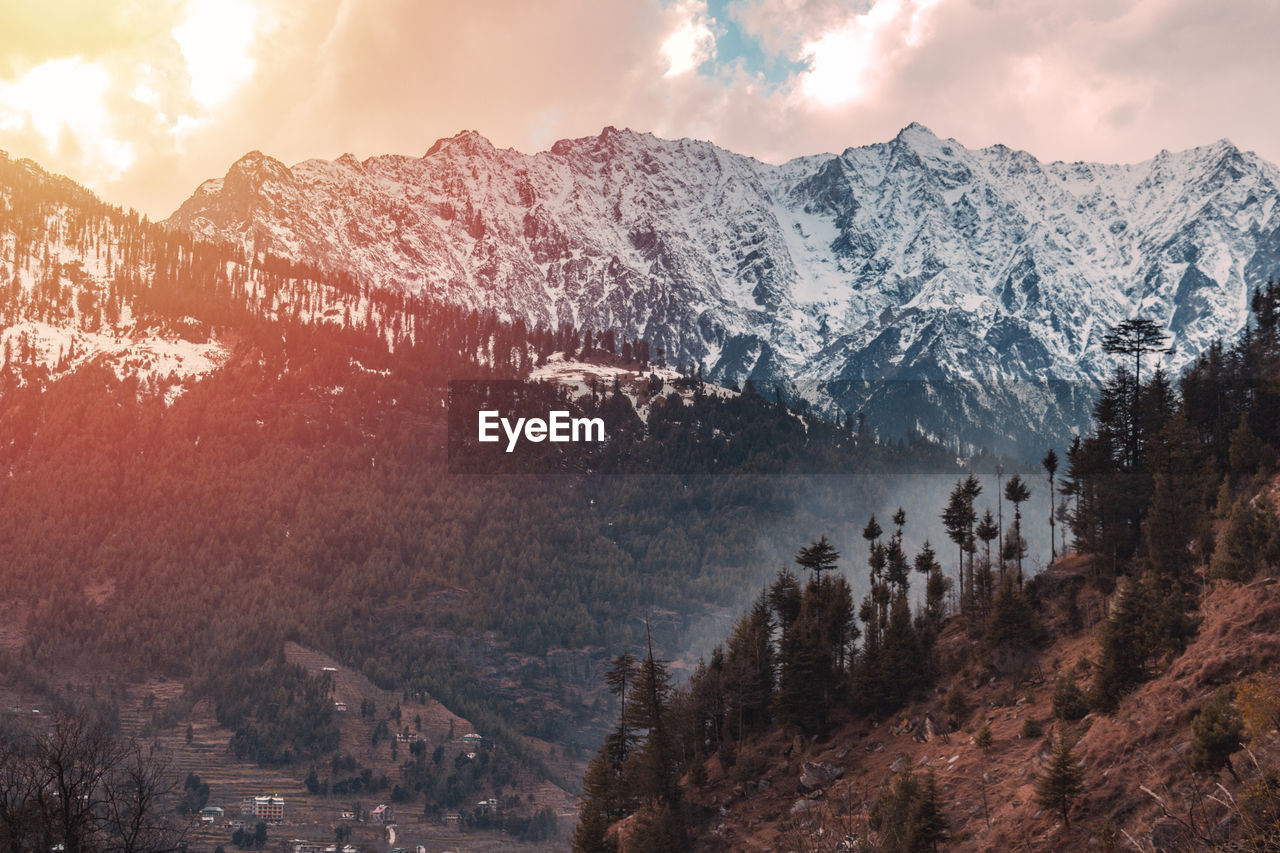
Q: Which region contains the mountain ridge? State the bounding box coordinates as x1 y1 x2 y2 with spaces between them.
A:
164 123 1280 451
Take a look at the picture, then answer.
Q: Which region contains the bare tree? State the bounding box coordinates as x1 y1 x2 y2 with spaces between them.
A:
100 743 180 853
0 712 184 853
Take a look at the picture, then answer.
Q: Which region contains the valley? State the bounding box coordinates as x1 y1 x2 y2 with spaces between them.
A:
1 120 1278 852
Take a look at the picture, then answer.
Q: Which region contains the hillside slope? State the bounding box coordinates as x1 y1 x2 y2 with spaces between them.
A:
670 556 1280 851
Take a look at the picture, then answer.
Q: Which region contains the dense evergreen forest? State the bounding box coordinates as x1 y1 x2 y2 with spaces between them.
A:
572 287 1280 851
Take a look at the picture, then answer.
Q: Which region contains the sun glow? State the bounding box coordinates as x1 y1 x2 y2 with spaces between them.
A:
0 57 135 178
797 0 941 107
172 0 260 110
0 0 268 190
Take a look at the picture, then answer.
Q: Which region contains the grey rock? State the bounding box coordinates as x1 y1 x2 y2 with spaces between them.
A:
791 797 821 815
799 761 845 791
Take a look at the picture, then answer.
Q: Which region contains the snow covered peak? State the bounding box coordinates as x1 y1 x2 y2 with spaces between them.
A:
164 126 1280 451
335 153 363 170
425 129 498 159
227 150 293 184
893 121 944 148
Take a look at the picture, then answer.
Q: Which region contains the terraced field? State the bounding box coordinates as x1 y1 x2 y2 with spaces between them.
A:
0 640 575 851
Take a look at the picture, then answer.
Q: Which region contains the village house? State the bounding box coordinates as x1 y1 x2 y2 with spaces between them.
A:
242 795 285 822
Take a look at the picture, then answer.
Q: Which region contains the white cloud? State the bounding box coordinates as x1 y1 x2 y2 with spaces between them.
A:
4 0 1280 220
0 58 135 180
172 0 261 109
796 0 942 106
662 0 717 77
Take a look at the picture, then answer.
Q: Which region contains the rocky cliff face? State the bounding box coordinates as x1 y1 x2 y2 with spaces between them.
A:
168 124 1280 451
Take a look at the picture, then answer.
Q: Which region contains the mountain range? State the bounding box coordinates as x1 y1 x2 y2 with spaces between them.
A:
8 123 1280 452
166 123 1280 451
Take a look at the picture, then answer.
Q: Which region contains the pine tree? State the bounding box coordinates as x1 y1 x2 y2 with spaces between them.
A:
885 513 911 591
985 580 1041 683
1035 734 1085 827
629 625 677 805
913 770 948 851
795 535 840 575
1003 474 1031 587
686 650 726 760
1056 495 1071 557
768 569 802 632
1228 412 1262 481
962 475 983 600
914 541 946 628
870 768 948 853
975 509 999 608
1043 449 1059 563
572 752 622 853
604 653 638 768
775 566 855 733
880 592 923 709
1051 676 1089 722
774 604 827 733
942 481 976 611
1102 318 1168 410
863 515 883 552
1209 493 1280 582
1088 573 1196 712
722 592 775 738
1143 414 1205 585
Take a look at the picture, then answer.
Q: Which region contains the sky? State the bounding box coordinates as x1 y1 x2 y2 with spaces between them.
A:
1 0 1278 219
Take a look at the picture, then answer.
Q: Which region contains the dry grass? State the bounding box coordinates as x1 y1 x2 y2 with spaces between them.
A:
681 558 1280 852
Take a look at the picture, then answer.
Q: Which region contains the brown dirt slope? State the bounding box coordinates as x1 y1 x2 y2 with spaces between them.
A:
678 558 1280 852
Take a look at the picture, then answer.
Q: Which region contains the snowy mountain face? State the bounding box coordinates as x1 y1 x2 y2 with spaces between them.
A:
168 124 1280 452
0 152 227 399
0 152 405 402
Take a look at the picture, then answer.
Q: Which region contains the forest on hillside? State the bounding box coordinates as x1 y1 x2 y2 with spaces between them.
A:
571 289 1280 851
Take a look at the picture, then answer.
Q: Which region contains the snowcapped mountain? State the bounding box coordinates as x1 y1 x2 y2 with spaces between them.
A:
0 151 408 402
0 152 226 399
162 124 1280 450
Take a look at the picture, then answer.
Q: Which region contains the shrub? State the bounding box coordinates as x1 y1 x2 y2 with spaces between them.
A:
1051 676 1090 722
1189 692 1244 779
1236 670 1280 742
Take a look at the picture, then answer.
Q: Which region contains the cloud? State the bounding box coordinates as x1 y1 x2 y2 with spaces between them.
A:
728 0 856 55
793 0 942 107
0 58 135 180
172 0 262 110
2 0 1280 220
662 0 717 76
0 0 271 202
